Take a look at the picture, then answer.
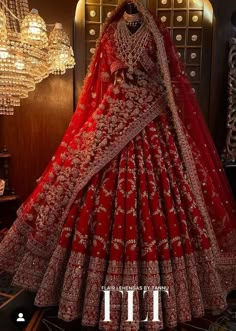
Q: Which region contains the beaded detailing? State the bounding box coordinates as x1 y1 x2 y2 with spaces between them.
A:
114 18 150 74
123 11 143 28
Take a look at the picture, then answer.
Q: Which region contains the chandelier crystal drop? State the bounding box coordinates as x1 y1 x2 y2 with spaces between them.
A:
0 0 75 115
48 23 76 75
0 8 7 39
21 8 48 49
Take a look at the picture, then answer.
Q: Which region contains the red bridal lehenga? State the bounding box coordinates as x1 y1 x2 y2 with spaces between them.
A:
1 1 236 330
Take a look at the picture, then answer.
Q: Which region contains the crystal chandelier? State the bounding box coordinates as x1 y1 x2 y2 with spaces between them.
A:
0 0 75 115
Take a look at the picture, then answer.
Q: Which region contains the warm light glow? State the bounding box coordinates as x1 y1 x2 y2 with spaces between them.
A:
0 8 7 40
0 9 6 28
28 23 41 35
203 0 213 24
60 53 69 60
21 9 48 48
48 23 75 75
15 59 25 70
0 47 9 59
0 2 75 115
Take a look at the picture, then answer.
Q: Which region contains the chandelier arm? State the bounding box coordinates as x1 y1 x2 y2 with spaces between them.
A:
0 0 21 21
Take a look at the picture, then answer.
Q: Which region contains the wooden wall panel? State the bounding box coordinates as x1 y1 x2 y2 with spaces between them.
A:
153 0 213 123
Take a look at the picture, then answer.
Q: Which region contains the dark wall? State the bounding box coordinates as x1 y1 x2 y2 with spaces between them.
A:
0 0 78 201
0 0 235 201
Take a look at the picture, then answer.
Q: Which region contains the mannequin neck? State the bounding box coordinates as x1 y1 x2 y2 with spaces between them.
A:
125 3 138 14
123 3 142 34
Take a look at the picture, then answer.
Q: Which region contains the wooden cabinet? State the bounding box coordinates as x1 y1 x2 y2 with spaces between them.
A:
75 0 213 123
0 147 21 230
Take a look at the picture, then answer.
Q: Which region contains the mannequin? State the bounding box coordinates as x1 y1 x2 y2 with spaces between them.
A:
124 1 142 33
125 2 138 13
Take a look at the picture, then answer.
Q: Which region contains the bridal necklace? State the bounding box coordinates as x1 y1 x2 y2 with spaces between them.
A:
115 17 150 74
123 11 143 28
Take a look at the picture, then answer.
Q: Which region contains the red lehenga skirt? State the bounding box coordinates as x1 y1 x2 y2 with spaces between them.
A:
0 72 236 331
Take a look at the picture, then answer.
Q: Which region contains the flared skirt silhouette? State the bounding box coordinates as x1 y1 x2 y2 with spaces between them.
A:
0 82 236 331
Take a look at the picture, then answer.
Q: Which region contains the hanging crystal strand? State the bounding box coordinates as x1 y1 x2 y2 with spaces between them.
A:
15 0 22 22
18 0 29 19
0 0 75 115
2 0 10 30
0 0 7 11
7 0 19 32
